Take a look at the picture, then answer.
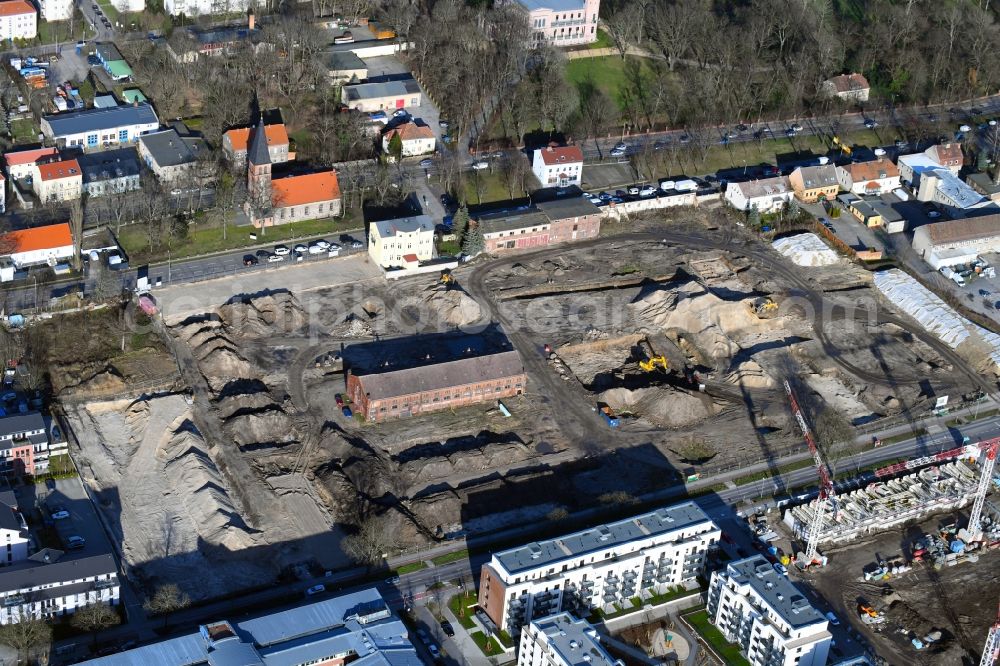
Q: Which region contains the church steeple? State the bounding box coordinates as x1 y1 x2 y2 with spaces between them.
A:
248 113 270 168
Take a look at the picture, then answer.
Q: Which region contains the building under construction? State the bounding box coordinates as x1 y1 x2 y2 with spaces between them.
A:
782 455 987 546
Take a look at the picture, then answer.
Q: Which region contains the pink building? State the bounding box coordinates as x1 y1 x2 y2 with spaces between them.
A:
520 0 600 46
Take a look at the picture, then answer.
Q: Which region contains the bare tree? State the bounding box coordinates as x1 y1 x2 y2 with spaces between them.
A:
71 603 120 646
144 583 191 628
0 616 52 663
343 513 397 566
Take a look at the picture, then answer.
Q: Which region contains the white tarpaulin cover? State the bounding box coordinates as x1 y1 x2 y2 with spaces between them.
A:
772 233 841 267
873 269 1000 368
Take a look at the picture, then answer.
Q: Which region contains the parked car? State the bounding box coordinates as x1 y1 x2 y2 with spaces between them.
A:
274 245 290 255
305 584 326 596
243 255 258 266
342 405 353 418
419 158 433 167
785 128 797 137
653 140 667 150
293 244 307 253
736 123 748 132
980 289 991 296
627 186 640 195
314 239 330 249
45 478 55 491
428 645 440 658
267 253 284 263
773 563 788 575
417 629 430 645
392 109 409 118
825 611 841 626
350 240 363 249
960 124 972 132
87 55 100 66
328 242 342 250
790 122 803 131
255 249 271 258
873 147 887 156
440 621 455 637
471 161 489 170
610 146 627 157
334 394 344 406
308 244 324 254
864 118 878 129
65 536 85 550
639 185 657 197
50 507 69 520
612 141 628 151
589 196 603 205
679 134 691 143
927 211 941 218
385 575 400 584
438 120 449 128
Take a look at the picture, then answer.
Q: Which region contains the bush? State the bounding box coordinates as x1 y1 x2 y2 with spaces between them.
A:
829 207 841 219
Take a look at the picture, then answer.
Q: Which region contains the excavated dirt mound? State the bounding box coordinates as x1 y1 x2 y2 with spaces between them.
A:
422 286 483 328
219 291 308 338
599 386 717 428
67 394 268 600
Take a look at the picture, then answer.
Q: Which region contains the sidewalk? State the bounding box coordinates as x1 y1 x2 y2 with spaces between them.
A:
435 596 498 666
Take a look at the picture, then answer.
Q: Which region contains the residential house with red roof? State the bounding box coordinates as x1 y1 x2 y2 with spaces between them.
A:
381 122 435 158
532 144 583 188
835 158 900 195
0 0 36 40
0 222 75 281
243 117 340 227
32 159 81 203
821 73 869 102
3 147 59 181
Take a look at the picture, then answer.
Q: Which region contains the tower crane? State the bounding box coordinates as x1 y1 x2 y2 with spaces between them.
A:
783 380 836 565
980 601 1000 666
969 439 1000 541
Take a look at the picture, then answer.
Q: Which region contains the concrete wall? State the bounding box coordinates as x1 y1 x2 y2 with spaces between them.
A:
602 192 697 219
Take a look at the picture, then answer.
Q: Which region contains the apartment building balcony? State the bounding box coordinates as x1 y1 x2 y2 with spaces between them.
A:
580 580 595 591
622 570 638 581
551 18 586 27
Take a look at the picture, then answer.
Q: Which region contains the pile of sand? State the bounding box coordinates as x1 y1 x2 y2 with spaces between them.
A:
599 386 715 428
726 360 776 389
219 291 308 338
423 287 482 328
629 284 762 362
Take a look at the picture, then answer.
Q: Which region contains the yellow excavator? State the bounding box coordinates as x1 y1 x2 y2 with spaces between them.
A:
640 355 668 372
832 135 852 156
440 270 455 288
749 297 778 317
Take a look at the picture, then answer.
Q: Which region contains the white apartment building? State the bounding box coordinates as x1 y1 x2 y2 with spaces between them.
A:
38 0 72 21
382 121 436 158
0 493 29 567
707 556 831 666
532 145 583 188
518 613 621 666
0 0 36 40
0 553 120 624
479 502 720 637
520 0 601 46
835 158 900 196
724 177 794 213
911 213 1000 269
368 214 435 269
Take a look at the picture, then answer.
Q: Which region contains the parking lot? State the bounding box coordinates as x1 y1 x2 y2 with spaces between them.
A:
17 474 115 560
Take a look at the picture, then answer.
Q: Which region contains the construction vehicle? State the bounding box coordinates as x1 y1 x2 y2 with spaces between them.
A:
857 603 884 625
784 379 836 567
639 355 668 372
832 135 852 156
748 296 778 317
440 270 455 288
981 601 1000 666
598 404 619 428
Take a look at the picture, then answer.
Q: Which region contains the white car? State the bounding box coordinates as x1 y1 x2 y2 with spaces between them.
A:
790 122 803 131
268 254 284 263
351 241 364 249
589 196 603 205
873 148 887 156
471 161 489 170
305 584 326 596
639 186 657 197
393 109 409 118
627 186 640 195
293 244 307 253
308 244 324 254
960 124 972 132
314 239 330 249
610 147 627 157
273 245 290 255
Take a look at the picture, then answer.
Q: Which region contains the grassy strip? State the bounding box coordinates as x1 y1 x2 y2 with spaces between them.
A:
647 585 696 606
683 609 752 666
947 408 999 427
117 214 363 264
431 549 469 566
447 590 477 630
878 428 928 446
394 561 427 575
469 631 503 656
730 458 815 486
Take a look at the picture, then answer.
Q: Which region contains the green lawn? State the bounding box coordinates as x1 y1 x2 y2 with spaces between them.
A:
95 0 119 23
394 561 428 575
447 590 477 630
585 28 613 49
684 609 751 666
431 549 469 566
36 19 82 44
469 631 503 656
10 118 37 143
730 458 816 487
118 213 363 265
565 55 654 107
462 170 525 205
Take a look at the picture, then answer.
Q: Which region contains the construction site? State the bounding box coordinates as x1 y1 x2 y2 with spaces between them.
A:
28 209 995 615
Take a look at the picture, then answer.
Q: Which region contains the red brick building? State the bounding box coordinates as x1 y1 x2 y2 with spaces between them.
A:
347 350 527 421
476 197 602 254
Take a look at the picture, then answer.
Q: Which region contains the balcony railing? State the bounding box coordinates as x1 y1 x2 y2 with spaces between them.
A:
551 18 586 27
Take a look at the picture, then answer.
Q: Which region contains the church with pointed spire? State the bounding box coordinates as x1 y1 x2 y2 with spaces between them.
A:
242 112 340 228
